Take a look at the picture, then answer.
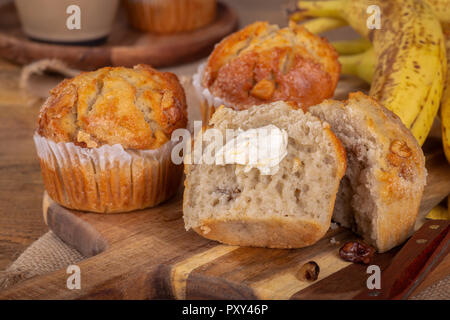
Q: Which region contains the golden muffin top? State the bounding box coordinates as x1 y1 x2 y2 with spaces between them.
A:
202 21 341 110
38 65 187 150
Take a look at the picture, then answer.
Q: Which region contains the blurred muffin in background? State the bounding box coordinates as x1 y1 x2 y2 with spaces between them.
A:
124 0 217 34
193 21 341 123
35 65 187 213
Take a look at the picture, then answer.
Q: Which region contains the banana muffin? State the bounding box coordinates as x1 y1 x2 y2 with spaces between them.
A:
124 0 217 34
310 92 427 252
183 102 346 248
193 21 341 123
35 64 187 213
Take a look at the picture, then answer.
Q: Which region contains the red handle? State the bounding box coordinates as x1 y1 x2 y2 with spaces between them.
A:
354 220 449 300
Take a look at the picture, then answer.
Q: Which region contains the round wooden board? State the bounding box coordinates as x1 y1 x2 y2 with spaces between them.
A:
0 2 238 70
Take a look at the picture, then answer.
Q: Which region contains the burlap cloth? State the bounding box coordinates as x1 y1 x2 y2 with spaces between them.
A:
0 231 85 291
0 60 448 299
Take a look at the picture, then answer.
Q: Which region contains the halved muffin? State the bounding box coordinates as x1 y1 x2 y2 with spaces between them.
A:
35 64 187 213
183 101 346 248
310 92 427 252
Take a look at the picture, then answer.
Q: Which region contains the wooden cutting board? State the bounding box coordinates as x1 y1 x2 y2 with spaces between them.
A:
0 2 238 70
0 143 448 300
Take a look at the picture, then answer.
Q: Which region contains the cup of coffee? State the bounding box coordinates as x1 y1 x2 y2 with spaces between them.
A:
14 0 119 45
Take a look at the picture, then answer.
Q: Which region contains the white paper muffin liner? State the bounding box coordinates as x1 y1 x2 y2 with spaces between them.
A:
192 63 236 124
34 133 182 213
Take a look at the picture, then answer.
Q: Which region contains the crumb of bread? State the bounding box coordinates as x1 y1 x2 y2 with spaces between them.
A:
330 237 340 245
200 225 211 235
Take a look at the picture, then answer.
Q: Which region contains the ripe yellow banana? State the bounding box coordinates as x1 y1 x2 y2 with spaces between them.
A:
292 0 450 25
423 0 450 24
332 38 372 55
293 0 447 146
292 17 347 34
338 47 376 83
291 0 342 21
440 33 450 162
426 204 450 220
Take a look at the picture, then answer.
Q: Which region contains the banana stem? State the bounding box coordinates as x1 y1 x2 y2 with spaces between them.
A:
299 17 347 34
294 0 343 20
331 38 372 55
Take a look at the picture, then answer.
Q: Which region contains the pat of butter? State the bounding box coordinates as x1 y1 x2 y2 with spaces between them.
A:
215 124 288 175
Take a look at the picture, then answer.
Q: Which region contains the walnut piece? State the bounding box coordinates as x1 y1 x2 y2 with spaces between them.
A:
296 261 320 281
339 241 375 264
291 157 303 173
389 140 411 159
250 79 275 100
387 140 414 180
215 187 241 201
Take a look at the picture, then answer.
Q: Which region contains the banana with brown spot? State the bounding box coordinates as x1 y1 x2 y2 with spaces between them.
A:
292 0 447 146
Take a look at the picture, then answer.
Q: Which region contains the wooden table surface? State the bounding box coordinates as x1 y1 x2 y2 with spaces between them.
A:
0 0 448 298
0 58 44 270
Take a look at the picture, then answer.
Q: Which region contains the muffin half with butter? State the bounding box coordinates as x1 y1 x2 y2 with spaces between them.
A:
183 102 346 248
193 21 340 123
34 65 187 213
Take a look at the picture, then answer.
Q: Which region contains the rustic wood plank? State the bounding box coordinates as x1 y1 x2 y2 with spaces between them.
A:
184 229 354 299
290 248 400 300
0 197 219 299
0 60 47 270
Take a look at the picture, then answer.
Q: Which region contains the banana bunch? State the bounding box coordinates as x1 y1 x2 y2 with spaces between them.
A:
290 0 447 146
291 0 450 25
438 33 450 217
441 33 450 163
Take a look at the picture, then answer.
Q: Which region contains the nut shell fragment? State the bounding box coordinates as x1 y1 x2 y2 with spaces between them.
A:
296 261 320 281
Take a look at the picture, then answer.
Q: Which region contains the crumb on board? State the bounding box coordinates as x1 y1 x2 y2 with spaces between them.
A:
330 237 340 245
